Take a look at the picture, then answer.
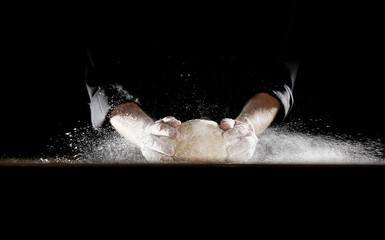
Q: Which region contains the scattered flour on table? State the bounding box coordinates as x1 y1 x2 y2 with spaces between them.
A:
250 125 384 164
38 120 384 165
43 124 146 164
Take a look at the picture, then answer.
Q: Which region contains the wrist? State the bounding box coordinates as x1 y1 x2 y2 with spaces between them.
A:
109 102 154 147
235 114 256 135
236 93 281 136
236 114 252 126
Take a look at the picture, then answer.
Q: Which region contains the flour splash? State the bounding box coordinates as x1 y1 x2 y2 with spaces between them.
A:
40 119 384 165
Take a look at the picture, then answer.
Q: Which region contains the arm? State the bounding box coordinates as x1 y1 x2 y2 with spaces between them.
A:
109 102 181 162
236 92 280 136
85 49 181 162
220 92 281 162
85 48 141 129
109 102 154 147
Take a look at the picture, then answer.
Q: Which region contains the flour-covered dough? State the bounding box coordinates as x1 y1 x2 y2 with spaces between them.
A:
173 119 228 163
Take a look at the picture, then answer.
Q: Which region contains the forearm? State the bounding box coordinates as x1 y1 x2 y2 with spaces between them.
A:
236 93 281 136
109 102 154 147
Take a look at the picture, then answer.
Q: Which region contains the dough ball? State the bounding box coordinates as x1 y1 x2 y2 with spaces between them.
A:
174 119 228 163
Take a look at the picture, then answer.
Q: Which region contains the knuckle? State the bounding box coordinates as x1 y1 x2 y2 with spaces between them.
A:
244 136 255 147
162 116 174 122
235 124 247 135
155 118 164 123
150 122 161 131
144 137 175 156
221 118 232 123
247 148 255 158
151 123 173 136
247 123 254 133
226 145 236 157
220 118 235 128
163 144 175 156
141 135 154 148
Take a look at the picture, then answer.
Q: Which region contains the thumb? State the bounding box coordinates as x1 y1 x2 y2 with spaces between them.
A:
219 118 236 130
159 116 182 128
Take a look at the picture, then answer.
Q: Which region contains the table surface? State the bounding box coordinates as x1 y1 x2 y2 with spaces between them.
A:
1 159 384 168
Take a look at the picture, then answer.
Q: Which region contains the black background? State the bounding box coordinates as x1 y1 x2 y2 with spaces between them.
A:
1 2 383 159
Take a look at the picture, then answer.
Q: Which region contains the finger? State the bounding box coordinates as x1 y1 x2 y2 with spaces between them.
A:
223 122 253 140
142 136 175 156
227 148 255 163
219 118 235 130
150 122 180 139
227 136 258 156
159 116 182 128
141 148 174 163
168 120 181 128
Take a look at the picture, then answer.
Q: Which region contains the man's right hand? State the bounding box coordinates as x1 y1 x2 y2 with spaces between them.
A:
140 116 181 162
220 118 258 163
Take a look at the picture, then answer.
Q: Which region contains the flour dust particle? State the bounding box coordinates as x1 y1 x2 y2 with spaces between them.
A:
38 120 384 165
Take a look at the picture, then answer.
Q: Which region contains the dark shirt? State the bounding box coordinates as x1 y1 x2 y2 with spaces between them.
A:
85 2 300 128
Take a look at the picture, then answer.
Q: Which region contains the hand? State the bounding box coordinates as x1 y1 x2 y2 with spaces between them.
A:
140 116 181 162
220 118 258 163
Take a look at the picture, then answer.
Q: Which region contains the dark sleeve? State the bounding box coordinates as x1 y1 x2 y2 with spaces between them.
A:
238 59 298 121
85 49 140 129
260 60 298 120
263 0 300 120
